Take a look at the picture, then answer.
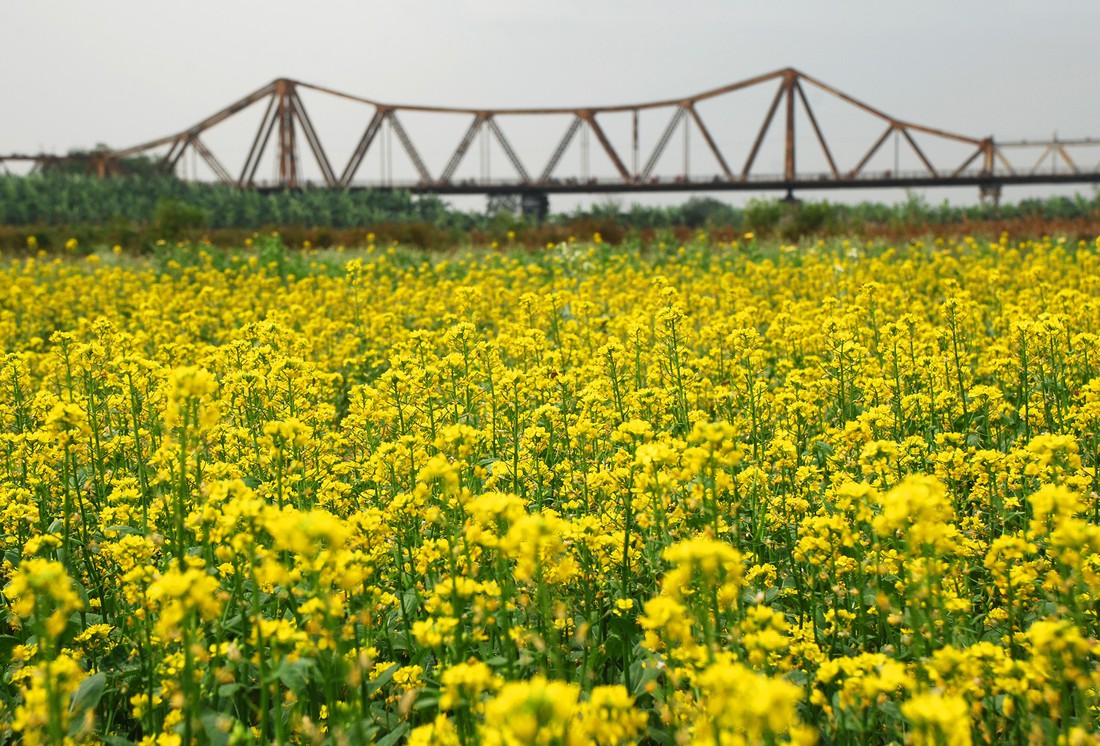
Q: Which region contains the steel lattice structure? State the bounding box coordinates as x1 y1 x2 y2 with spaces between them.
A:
3 68 1099 203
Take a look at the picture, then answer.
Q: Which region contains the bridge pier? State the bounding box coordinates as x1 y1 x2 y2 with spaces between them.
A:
979 183 1002 208
521 192 549 223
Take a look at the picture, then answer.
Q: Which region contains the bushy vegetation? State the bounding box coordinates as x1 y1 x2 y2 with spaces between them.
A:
1 173 1098 252
567 192 1100 236
0 174 456 229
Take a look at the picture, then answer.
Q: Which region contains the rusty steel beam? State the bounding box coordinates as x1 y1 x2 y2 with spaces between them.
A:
319 171 1100 197
796 70 982 146
850 124 895 177
246 109 280 187
632 110 639 177
386 111 431 184
340 108 385 187
687 104 733 180
486 117 531 182
159 135 189 175
580 112 631 181
539 116 582 182
295 68 789 116
191 137 233 184
278 171 1100 194
237 93 277 187
994 147 1017 175
291 90 337 186
440 113 487 184
112 81 278 159
0 154 66 162
273 80 298 188
784 70 796 181
997 137 1100 147
794 80 838 177
641 107 687 179
1030 143 1055 174
1056 143 1079 173
950 144 986 178
900 128 938 177
742 80 787 179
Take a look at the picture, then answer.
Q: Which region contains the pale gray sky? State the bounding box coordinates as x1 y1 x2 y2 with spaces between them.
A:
3 1 1098 209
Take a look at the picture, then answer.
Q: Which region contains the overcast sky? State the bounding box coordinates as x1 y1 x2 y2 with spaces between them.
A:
3 1 1098 209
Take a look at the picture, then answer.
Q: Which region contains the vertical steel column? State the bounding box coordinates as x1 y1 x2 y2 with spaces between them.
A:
632 109 639 180
784 69 796 182
276 79 298 188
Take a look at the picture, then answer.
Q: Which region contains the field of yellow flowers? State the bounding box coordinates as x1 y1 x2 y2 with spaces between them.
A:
2 234 1100 745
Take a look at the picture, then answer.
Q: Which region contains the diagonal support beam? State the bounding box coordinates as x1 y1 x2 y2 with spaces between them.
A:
239 93 277 186
1029 143 1056 175
794 81 838 177
291 90 337 186
111 81 278 159
1056 143 1079 173
900 128 938 177
241 96 280 187
159 135 189 175
995 147 1016 175
687 104 733 180
796 71 981 146
440 113 486 184
191 137 233 184
340 108 385 186
850 124 895 177
741 80 786 179
950 144 986 177
641 107 687 179
580 112 630 181
486 117 531 182
386 111 432 183
539 116 582 182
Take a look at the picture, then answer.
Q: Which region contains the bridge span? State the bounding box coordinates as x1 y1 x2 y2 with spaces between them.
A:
2 68 1098 216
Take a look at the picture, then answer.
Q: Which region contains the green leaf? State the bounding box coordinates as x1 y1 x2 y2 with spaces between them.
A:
67 672 106 736
217 682 242 698
604 631 624 658
0 635 21 659
344 719 379 743
69 672 106 715
412 691 438 711
274 658 314 694
630 658 660 697
201 712 232 746
376 723 411 746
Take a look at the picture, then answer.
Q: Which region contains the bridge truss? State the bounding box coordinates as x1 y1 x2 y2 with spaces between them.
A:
2 68 1098 207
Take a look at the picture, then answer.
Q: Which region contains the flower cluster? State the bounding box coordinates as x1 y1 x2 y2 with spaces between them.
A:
1 234 1099 744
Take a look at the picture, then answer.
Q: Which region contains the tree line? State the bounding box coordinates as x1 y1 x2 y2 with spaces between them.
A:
0 172 1097 244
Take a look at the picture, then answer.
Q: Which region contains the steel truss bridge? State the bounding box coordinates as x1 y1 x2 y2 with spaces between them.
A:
3 67 1098 214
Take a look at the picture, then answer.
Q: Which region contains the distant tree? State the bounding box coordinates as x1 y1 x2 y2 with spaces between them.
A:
36 144 165 178
153 197 207 239
680 196 739 228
